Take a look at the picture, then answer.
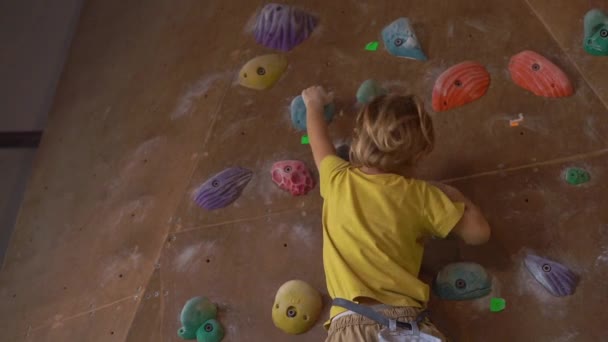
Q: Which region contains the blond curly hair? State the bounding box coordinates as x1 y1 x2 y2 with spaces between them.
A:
350 94 434 173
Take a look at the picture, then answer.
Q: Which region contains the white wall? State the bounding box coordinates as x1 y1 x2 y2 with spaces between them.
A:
0 0 84 262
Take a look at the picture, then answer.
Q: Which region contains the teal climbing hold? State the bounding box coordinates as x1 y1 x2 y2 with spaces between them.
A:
433 262 492 301
196 319 225 342
583 9 608 56
290 95 335 132
178 297 218 340
356 79 387 104
564 167 590 185
490 297 506 312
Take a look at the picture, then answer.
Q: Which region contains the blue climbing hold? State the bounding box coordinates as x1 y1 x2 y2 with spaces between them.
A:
290 95 335 132
433 262 492 300
381 18 427 61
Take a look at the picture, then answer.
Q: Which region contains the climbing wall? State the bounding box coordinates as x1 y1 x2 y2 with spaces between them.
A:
0 0 607 341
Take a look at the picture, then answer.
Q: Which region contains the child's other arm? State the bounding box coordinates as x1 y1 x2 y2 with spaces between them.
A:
302 86 336 169
431 182 491 245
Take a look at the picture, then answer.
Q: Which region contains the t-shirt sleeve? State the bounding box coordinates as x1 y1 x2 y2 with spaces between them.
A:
319 155 350 198
421 183 466 238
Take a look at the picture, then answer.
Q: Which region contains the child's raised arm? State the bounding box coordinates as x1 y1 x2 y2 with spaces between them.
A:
302 86 336 169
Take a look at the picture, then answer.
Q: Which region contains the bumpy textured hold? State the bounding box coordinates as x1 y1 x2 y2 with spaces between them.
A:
583 9 608 56
196 319 225 342
253 3 317 52
524 254 578 297
564 167 590 185
193 167 253 210
290 95 335 132
508 50 573 98
381 17 427 61
432 61 490 112
272 280 323 335
433 262 492 300
238 54 288 90
271 160 315 196
356 79 387 104
178 297 218 340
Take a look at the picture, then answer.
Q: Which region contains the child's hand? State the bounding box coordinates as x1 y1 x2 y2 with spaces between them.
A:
302 86 332 112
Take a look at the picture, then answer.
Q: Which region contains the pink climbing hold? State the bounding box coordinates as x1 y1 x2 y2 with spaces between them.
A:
271 160 315 196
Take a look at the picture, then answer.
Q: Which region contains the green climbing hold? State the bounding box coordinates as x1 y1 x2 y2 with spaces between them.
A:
564 167 590 185
301 135 309 145
365 41 379 51
196 319 225 342
583 9 608 56
490 297 506 312
356 79 387 104
178 297 218 340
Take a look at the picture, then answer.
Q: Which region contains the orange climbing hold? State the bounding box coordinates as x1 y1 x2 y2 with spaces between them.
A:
432 61 490 112
508 50 573 98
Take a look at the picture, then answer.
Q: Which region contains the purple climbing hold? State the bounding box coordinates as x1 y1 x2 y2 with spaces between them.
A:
524 254 578 297
253 3 318 52
193 167 253 210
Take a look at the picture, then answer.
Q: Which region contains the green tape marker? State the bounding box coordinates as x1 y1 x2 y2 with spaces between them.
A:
301 135 309 144
365 41 379 51
490 297 506 312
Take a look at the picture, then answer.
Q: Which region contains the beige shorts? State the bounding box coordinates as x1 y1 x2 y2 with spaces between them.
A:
326 306 447 342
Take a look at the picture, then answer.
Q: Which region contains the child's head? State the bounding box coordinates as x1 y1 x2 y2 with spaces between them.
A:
351 94 434 173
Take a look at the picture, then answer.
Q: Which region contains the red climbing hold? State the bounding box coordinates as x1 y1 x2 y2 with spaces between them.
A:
508 50 573 98
271 160 315 196
432 61 490 112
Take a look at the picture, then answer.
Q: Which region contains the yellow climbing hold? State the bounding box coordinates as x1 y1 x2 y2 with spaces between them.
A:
238 54 287 90
272 280 322 335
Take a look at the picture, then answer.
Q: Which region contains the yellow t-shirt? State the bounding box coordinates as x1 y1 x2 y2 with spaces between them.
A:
319 155 465 326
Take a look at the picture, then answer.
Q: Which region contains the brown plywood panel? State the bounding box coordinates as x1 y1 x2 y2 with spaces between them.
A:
24 298 138 342
0 0 257 338
427 153 608 341
526 0 608 107
126 267 162 342
160 210 328 341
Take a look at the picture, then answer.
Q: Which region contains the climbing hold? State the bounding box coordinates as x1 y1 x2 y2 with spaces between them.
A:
564 167 590 185
508 50 573 98
195 319 225 342
381 18 427 61
238 54 287 90
271 160 315 196
356 79 387 104
433 262 492 300
253 3 317 52
290 95 335 132
300 135 309 145
272 280 322 335
509 113 524 127
365 41 379 51
193 167 253 210
336 144 350 161
524 254 578 297
177 297 218 340
432 61 490 112
490 298 506 312
583 9 608 56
